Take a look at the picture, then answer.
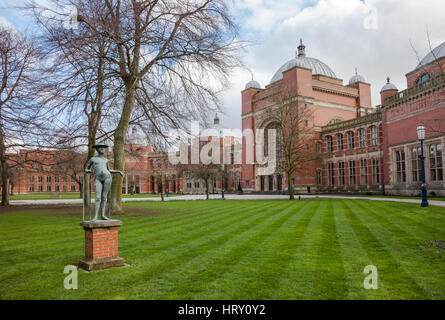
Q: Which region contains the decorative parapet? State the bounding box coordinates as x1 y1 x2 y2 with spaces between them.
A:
383 74 445 108
320 111 382 134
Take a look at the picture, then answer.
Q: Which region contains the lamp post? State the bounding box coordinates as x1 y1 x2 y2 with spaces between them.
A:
416 125 428 207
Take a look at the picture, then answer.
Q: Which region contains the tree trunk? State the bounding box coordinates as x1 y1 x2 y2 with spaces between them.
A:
206 179 209 200
160 179 165 201
287 173 295 200
110 85 136 212
0 131 9 206
83 124 97 208
79 182 83 199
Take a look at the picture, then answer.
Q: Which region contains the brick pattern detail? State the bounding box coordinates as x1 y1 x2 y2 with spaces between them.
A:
84 227 119 259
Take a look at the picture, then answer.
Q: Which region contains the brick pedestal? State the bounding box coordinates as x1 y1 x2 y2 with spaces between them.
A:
78 220 125 271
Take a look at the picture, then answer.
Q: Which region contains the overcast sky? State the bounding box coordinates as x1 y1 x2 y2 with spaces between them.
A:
1 0 445 130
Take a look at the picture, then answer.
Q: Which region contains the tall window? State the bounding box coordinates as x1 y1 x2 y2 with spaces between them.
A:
429 144 443 181
411 147 421 182
338 162 345 185
396 150 406 182
359 129 366 148
150 160 154 169
54 176 60 192
326 136 333 152
264 123 283 159
62 176 68 192
38 176 43 192
70 177 76 192
349 160 356 185
370 126 378 146
347 131 355 149
122 175 127 194
372 158 380 184
328 163 334 185
165 160 169 168
28 176 35 192
316 142 322 153
46 176 52 192
360 159 367 185
337 134 344 151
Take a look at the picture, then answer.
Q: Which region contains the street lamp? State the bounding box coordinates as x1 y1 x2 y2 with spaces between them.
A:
416 125 428 207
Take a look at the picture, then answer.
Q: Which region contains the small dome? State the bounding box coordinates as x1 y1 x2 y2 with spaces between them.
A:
245 80 261 90
270 39 336 84
380 77 398 93
349 68 366 84
416 41 445 69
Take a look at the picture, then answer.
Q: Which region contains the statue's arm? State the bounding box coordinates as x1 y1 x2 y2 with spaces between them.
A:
107 161 124 177
85 158 93 173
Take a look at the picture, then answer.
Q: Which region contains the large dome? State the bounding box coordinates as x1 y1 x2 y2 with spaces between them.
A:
416 41 445 69
270 40 336 84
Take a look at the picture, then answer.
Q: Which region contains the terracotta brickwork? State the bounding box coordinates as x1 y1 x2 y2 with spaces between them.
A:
84 227 119 259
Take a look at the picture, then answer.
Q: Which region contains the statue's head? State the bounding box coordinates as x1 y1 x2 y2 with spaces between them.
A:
93 144 109 155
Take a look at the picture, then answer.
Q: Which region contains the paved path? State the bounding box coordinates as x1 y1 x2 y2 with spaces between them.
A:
9 194 445 207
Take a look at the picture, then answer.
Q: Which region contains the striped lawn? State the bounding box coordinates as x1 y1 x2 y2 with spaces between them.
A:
0 199 444 299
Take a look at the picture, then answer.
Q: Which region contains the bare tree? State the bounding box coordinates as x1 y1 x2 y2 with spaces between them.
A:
27 3 127 207
267 85 316 200
193 164 220 200
53 150 87 198
31 0 245 212
0 26 44 206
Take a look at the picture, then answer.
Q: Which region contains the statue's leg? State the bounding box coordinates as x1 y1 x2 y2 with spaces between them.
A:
101 176 112 220
93 179 103 221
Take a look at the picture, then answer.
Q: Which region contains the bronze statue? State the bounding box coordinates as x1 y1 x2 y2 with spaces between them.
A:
85 144 124 221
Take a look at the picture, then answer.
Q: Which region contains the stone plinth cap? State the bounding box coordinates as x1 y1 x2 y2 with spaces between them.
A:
80 220 123 229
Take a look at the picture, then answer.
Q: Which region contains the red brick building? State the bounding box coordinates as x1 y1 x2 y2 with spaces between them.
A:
8 118 242 195
241 40 373 193
312 42 444 196
242 39 445 196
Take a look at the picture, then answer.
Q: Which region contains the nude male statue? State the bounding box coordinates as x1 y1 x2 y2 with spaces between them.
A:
85 144 124 221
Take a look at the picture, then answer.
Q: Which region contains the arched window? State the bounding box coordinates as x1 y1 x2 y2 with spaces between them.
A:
416 73 436 88
264 122 283 159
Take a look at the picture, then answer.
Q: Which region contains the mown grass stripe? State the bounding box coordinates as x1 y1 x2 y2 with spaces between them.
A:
226 200 318 299
333 199 390 299
310 199 347 299
352 200 445 299
267 199 323 299
0 202 276 282
343 200 430 299
272 199 327 299
153 201 303 299
111 201 293 295
120 201 273 255
363 200 445 238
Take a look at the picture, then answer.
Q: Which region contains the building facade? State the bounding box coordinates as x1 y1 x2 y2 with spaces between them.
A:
242 39 445 196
